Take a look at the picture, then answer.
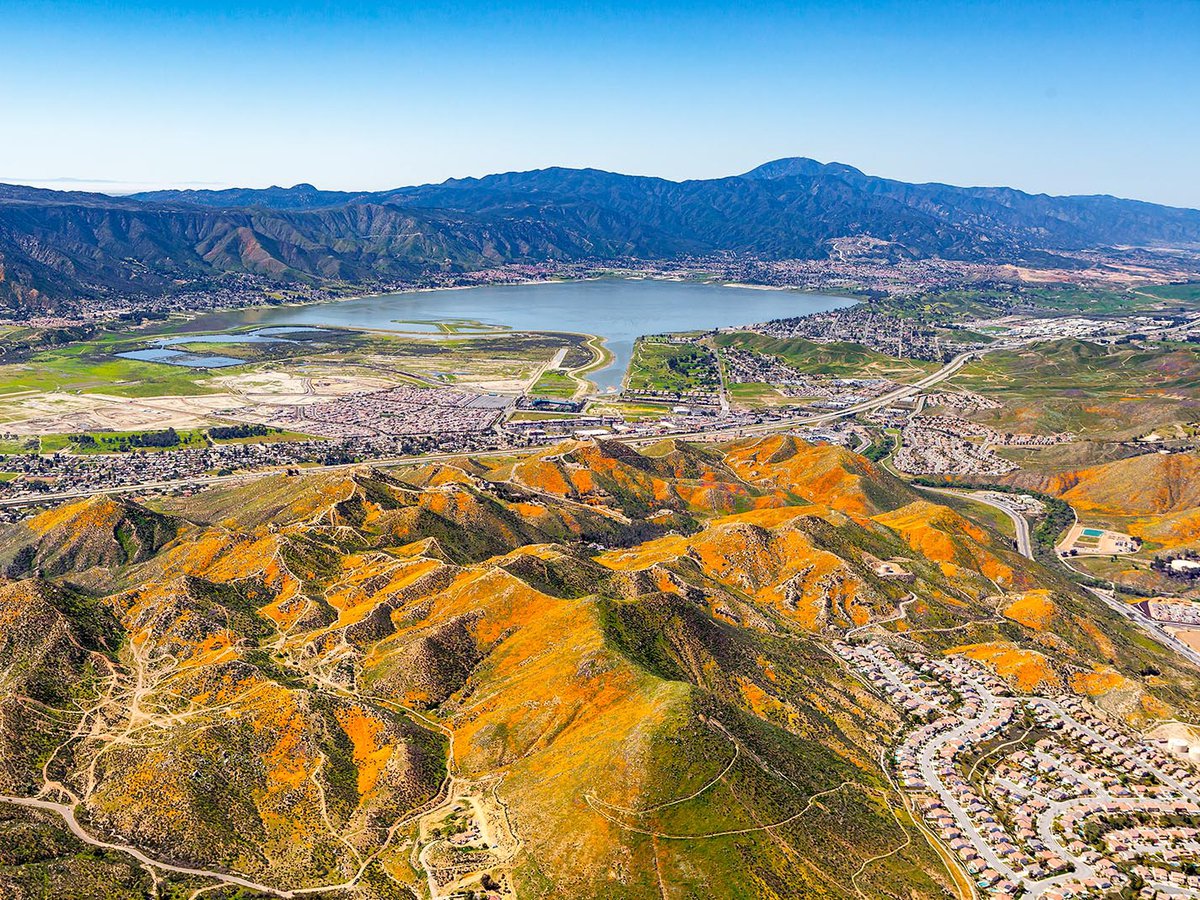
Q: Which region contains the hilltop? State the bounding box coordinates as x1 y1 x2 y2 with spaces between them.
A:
1016 451 1200 553
4 157 1200 311
1 437 1196 898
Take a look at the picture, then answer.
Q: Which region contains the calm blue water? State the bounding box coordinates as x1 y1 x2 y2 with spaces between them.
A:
117 348 244 368
227 279 852 391
155 326 329 347
118 327 332 368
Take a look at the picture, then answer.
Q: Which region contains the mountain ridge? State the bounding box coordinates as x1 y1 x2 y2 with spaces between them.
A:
126 157 1200 213
3 157 1199 312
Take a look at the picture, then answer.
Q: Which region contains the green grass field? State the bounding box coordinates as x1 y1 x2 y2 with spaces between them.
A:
588 400 674 421
529 371 578 398
1136 282 1200 305
727 382 810 408
508 410 582 421
211 428 318 444
0 346 222 398
626 341 719 393
950 338 1200 437
876 283 1200 321
40 429 211 454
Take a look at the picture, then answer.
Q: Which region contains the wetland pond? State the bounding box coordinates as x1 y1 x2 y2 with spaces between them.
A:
115 327 332 368
176 279 853 390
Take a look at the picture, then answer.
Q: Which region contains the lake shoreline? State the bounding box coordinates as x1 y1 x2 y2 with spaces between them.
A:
158 278 854 391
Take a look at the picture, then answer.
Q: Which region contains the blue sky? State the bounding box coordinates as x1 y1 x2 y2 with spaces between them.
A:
2 0 1198 206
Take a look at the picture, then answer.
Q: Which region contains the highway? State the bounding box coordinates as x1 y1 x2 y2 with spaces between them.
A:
662 349 979 441
1084 584 1200 670
0 350 980 509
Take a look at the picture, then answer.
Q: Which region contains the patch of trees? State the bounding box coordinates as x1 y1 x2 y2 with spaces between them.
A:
862 432 894 462
664 346 719 386
127 428 183 448
208 423 271 440
1152 550 1200 581
70 428 186 451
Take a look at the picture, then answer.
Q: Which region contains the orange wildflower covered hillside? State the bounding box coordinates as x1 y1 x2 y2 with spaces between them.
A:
0 437 1195 899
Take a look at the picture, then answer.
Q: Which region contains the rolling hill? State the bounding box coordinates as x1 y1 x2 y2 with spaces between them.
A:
2 437 1196 898
3 157 1199 312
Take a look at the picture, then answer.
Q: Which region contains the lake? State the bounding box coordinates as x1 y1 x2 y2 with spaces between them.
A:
193 279 853 391
116 327 333 368
154 326 330 347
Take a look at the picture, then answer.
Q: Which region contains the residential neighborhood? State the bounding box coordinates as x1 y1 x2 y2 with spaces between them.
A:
836 640 1200 899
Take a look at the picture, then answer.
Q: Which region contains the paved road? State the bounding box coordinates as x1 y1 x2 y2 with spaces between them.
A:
667 349 979 441
917 485 1200 675
922 488 1034 560
915 673 1020 885
0 351 979 509
1048 502 1200 672
1084 584 1200 670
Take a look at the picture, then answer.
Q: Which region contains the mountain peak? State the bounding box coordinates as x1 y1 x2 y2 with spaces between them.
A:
741 157 866 181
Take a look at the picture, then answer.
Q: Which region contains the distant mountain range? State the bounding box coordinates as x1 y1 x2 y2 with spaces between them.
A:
2 157 1199 312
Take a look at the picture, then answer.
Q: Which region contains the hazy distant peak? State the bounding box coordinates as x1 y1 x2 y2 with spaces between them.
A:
741 157 867 181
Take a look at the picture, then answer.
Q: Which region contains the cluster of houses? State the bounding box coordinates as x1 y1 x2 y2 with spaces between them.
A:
925 390 1003 413
837 639 1200 898
832 642 951 719
744 305 964 362
288 386 511 438
894 412 1074 477
720 347 810 386
894 419 1019 476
